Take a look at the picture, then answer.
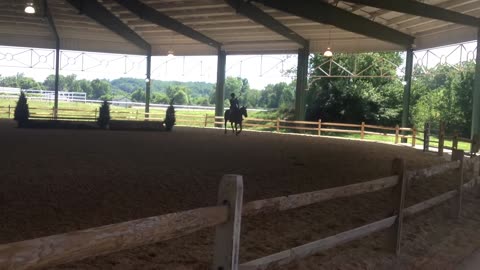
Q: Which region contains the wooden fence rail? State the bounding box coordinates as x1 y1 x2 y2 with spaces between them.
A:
0 149 476 269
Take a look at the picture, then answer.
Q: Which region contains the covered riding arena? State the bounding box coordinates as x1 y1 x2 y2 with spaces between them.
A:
3 0 480 269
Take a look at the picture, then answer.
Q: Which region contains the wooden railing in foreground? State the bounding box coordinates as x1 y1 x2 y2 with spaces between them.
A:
215 116 416 146
0 154 477 270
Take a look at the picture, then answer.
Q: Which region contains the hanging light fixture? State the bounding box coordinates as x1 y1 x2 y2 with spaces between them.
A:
24 2 35 14
323 48 333 57
324 25 333 57
167 50 175 58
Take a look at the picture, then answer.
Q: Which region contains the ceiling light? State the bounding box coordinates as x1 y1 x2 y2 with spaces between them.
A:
24 3 35 14
167 50 175 58
323 48 333 57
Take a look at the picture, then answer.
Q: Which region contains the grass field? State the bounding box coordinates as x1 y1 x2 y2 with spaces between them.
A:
0 98 473 151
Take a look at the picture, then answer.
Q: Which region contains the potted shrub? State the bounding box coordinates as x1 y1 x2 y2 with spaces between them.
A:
165 99 176 131
97 100 111 129
14 92 30 128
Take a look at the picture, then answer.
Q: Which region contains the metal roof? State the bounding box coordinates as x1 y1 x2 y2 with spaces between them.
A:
0 0 479 56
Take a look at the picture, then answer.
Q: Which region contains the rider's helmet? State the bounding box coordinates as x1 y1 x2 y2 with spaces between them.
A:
231 93 236 98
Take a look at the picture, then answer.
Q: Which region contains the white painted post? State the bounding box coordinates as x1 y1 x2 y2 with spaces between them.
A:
452 149 464 219
391 158 406 255
213 175 243 270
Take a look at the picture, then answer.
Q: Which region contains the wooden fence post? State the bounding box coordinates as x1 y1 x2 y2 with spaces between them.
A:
213 175 243 270
361 122 365 140
438 121 445 156
318 119 322 136
7 104 11 119
391 158 406 255
451 150 464 219
276 118 280 132
423 122 430 152
395 125 400 144
411 127 416 147
205 114 208 127
94 108 98 120
453 133 459 150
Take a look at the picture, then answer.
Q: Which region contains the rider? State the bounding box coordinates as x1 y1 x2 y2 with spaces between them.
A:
229 93 239 117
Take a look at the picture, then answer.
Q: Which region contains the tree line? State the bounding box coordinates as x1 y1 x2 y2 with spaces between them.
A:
0 52 476 136
0 73 296 109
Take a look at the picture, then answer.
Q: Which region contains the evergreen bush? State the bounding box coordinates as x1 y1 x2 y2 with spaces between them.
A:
165 99 176 131
97 100 111 129
14 92 30 127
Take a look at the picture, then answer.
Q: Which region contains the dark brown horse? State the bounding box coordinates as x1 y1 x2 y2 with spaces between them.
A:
224 106 248 135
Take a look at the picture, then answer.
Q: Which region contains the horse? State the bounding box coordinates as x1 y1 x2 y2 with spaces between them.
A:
224 106 248 135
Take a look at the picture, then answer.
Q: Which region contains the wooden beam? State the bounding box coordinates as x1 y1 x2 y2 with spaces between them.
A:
239 216 396 270
0 206 228 270
242 175 398 216
65 0 150 51
224 0 308 48
406 161 460 184
342 0 480 27
251 0 414 47
114 0 221 49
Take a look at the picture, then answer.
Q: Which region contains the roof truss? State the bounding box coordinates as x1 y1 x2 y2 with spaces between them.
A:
251 0 415 47
65 0 150 52
114 0 222 49
225 0 308 48
342 0 479 27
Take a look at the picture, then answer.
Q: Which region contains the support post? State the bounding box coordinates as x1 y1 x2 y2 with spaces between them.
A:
7 104 10 119
451 149 464 219
213 175 243 270
53 43 60 119
472 28 480 138
276 118 280 132
439 121 445 156
94 108 98 119
318 119 322 136
453 133 459 150
205 114 208 127
424 122 430 152
361 121 365 140
391 158 407 255
215 50 227 127
412 127 416 147
145 48 152 119
294 44 309 121
395 125 400 144
401 48 414 143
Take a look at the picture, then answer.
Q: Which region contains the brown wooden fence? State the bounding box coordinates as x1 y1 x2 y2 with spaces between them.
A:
0 150 478 270
215 116 416 146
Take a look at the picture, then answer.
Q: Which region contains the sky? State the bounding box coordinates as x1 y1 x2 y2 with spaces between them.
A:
0 41 477 90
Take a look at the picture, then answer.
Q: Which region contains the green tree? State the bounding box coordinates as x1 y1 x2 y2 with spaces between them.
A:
130 88 146 102
90 79 112 100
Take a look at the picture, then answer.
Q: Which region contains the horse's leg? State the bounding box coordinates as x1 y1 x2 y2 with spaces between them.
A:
224 118 227 134
231 121 234 134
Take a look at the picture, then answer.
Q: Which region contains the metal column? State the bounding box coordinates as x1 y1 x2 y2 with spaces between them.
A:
54 42 60 119
401 48 414 140
471 28 480 138
145 49 152 118
294 45 309 121
45 0 60 119
215 49 227 122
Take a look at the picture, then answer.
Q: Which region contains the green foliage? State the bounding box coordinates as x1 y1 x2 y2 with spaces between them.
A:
411 62 474 136
0 73 44 89
14 91 29 127
165 99 176 131
306 52 404 126
130 88 146 102
97 100 111 129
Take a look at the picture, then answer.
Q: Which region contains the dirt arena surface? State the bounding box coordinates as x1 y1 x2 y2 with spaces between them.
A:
1 119 480 269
